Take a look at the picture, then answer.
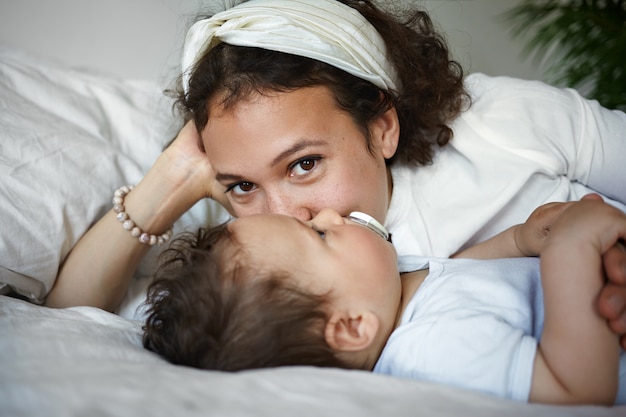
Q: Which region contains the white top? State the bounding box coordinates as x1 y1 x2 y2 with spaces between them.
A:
385 73 626 258
373 256 626 404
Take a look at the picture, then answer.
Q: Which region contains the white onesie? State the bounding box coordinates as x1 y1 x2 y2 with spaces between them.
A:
373 256 626 404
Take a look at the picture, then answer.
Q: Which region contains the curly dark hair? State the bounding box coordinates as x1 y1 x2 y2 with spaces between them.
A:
178 0 469 166
142 224 351 371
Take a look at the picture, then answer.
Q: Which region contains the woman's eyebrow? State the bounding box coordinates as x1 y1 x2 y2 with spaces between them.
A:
215 172 244 183
214 139 327 182
271 139 326 167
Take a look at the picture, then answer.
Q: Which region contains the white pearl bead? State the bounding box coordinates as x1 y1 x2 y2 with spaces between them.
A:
113 186 173 246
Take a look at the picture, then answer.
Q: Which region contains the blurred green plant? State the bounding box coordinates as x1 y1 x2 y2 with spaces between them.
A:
502 0 626 110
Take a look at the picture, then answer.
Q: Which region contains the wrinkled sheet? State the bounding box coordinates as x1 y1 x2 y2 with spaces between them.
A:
1 295 623 417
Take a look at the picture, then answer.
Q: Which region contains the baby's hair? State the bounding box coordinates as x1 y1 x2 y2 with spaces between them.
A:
142 224 351 371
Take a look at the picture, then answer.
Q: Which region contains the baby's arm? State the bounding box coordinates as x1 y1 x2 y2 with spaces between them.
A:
454 195 626 351
529 200 623 405
452 201 577 259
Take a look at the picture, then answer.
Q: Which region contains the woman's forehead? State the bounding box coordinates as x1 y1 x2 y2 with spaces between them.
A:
210 85 337 113
202 87 363 174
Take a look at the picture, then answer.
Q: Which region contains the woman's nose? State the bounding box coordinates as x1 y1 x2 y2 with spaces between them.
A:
309 208 344 229
265 193 313 221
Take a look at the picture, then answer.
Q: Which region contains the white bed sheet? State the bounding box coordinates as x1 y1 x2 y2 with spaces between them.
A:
0 45 228 309
2 295 624 417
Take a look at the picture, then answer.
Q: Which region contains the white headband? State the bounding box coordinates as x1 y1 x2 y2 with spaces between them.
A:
181 0 400 95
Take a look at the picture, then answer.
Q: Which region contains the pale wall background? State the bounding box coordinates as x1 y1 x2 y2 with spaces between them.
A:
0 0 545 87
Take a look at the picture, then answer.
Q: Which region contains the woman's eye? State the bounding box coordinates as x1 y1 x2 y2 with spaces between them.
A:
316 230 326 240
290 157 320 176
226 182 256 196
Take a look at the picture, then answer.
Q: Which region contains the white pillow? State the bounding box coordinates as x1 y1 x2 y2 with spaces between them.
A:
0 46 227 304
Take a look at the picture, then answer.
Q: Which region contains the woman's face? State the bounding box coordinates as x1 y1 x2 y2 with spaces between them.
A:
201 85 398 223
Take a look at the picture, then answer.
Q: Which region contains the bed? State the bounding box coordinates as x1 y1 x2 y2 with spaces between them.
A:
1 46 624 417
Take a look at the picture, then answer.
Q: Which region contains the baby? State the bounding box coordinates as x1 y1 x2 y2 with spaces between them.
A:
143 199 626 405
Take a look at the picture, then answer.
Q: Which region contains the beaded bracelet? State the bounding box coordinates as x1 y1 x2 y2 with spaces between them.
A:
112 185 173 246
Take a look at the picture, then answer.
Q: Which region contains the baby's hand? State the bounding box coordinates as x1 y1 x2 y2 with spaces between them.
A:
514 202 574 256
514 194 605 256
538 196 626 349
546 199 626 257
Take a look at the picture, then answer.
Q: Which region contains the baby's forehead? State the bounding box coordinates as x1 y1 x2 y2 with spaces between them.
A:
227 214 296 253
227 215 305 265
229 213 300 234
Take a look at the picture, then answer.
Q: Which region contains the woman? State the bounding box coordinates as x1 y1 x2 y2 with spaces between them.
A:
46 0 626 345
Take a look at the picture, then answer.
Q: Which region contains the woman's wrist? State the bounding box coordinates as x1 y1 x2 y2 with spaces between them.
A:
113 185 174 246
121 162 203 234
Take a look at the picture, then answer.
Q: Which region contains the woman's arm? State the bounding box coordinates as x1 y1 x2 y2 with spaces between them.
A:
45 121 226 311
529 200 623 405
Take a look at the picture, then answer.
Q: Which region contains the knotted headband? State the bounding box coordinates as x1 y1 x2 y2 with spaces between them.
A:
181 0 400 95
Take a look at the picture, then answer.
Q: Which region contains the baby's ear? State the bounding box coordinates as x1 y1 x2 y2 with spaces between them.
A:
324 311 379 352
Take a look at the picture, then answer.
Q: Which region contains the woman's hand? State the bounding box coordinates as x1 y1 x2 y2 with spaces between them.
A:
157 120 234 214
598 242 626 350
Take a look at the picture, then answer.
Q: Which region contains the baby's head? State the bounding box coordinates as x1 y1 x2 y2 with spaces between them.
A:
143 209 400 372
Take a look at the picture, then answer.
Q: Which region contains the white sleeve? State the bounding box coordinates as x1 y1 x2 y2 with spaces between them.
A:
572 93 626 202
467 75 626 204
